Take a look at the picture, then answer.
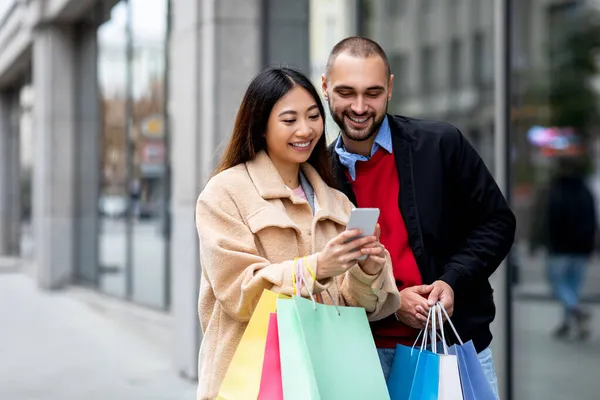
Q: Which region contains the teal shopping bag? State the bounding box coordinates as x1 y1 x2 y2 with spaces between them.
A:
276 298 319 400
292 294 390 400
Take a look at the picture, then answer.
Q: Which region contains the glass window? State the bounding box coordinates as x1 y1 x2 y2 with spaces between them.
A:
420 46 436 96
421 0 435 13
386 0 405 16
98 1 129 299
129 0 169 310
449 38 462 90
97 0 170 310
511 1 600 399
473 31 485 87
389 52 408 113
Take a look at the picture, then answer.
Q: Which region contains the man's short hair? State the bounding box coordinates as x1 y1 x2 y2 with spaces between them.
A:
325 36 391 77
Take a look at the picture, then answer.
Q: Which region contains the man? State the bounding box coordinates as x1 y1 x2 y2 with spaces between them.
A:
323 36 515 398
539 157 595 340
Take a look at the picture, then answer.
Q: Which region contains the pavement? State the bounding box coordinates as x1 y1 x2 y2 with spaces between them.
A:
0 270 196 400
510 242 600 399
513 300 600 400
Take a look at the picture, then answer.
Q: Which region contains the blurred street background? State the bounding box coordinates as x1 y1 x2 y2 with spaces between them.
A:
2 0 600 399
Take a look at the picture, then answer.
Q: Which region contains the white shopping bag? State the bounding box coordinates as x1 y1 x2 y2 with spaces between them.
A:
435 305 464 400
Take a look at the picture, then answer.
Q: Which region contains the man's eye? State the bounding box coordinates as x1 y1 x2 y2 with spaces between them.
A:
338 92 352 97
367 92 382 97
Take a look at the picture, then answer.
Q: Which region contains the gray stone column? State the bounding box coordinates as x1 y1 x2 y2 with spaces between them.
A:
169 0 310 379
32 24 76 289
0 90 20 256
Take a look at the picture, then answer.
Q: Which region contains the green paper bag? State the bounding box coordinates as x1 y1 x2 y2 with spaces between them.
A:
276 298 320 400
277 295 390 400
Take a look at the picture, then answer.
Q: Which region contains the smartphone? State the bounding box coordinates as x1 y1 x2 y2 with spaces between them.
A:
345 208 380 260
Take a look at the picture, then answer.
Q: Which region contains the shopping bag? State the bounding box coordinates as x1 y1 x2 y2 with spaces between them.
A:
258 313 283 400
292 294 390 400
277 297 319 400
387 343 420 398
408 305 439 400
439 305 496 400
388 307 438 400
217 289 280 400
433 305 464 400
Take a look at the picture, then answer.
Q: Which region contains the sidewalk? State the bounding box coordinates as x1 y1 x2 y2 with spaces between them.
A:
513 300 600 400
0 272 196 400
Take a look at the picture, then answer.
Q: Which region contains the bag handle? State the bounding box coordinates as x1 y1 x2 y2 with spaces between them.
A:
410 306 446 355
305 256 341 315
436 305 449 355
297 257 341 316
430 302 437 354
411 307 433 355
437 302 464 345
294 258 317 310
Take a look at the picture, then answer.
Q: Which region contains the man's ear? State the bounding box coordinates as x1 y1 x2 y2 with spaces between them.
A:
388 74 395 101
321 73 329 100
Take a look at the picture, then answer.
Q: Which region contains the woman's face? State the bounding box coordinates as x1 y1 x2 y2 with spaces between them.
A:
265 85 324 169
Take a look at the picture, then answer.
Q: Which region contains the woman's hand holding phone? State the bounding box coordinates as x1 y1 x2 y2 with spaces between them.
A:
315 229 378 280
357 224 386 275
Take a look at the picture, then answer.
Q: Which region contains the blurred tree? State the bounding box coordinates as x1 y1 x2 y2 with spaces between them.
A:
548 8 600 137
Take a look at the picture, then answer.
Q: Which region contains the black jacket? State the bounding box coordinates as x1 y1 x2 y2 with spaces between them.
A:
547 176 597 255
329 115 516 352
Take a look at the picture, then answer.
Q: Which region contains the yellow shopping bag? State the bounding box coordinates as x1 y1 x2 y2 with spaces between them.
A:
217 289 288 400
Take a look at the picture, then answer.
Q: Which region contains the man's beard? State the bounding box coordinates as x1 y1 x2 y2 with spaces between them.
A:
329 103 387 142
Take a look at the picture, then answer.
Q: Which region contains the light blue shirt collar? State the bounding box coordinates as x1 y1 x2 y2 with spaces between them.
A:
334 116 393 181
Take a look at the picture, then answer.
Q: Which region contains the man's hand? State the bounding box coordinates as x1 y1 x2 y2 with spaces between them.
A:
395 285 433 329
414 280 454 324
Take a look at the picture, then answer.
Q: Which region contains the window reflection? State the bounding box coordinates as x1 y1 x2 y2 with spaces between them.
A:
130 0 169 309
98 1 129 298
97 0 169 309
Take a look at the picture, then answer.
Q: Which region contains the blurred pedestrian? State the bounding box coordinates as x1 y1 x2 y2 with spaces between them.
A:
546 157 596 340
194 67 400 400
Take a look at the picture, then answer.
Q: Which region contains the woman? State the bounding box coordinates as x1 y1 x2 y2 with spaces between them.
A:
195 67 400 399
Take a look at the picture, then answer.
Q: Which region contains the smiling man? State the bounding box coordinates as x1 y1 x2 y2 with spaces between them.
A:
323 36 515 399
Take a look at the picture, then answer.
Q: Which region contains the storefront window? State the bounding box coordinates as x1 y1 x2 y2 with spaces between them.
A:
511 1 600 398
97 0 170 309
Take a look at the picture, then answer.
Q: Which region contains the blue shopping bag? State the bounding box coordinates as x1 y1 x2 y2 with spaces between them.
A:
387 308 440 400
441 306 497 400
408 350 439 400
386 344 420 399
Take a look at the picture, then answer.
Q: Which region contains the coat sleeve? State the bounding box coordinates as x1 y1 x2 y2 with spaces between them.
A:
438 127 517 291
335 196 401 321
195 181 332 322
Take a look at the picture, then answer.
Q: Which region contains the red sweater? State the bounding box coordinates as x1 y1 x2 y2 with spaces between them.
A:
346 148 423 348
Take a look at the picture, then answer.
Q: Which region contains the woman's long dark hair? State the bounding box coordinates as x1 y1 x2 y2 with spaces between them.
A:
214 67 335 187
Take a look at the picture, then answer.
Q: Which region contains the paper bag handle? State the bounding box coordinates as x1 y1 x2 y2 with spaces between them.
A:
437 302 464 345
